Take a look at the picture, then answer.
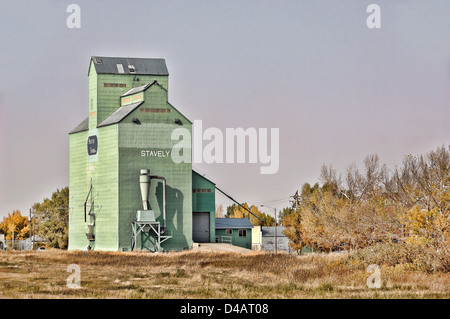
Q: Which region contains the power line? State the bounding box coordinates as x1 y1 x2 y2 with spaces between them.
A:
215 186 264 222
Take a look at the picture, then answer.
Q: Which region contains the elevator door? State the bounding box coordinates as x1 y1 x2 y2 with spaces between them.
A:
192 212 210 243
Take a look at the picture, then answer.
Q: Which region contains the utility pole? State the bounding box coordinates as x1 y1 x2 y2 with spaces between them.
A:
33 210 36 250
274 208 277 254
260 204 278 253
291 191 300 211
12 218 15 251
29 208 32 240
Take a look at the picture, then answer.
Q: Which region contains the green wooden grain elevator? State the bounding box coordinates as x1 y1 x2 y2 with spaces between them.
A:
68 56 216 252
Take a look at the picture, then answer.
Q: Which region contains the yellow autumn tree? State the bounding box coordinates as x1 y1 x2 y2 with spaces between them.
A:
0 210 30 240
282 210 305 254
228 203 275 226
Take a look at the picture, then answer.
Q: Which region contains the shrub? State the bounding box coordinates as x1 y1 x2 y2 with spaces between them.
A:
317 282 334 293
341 242 438 272
434 244 450 273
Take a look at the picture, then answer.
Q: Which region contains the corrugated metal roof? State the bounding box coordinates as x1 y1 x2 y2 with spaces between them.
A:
215 218 254 229
97 101 144 127
121 83 153 97
121 80 167 97
262 226 287 237
69 117 89 134
91 56 169 75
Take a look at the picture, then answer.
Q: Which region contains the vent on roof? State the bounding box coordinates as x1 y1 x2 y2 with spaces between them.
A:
128 65 136 73
94 57 102 64
116 64 125 74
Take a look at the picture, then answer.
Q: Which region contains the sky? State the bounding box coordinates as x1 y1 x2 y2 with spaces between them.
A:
0 1 449 219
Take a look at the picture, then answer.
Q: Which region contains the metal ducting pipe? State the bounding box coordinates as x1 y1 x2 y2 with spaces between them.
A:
150 175 167 229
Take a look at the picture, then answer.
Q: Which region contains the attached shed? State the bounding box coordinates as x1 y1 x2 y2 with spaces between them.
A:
192 170 216 243
262 226 290 252
252 225 262 251
215 218 253 249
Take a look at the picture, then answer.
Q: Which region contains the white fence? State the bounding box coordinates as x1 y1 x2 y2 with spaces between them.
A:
215 236 232 244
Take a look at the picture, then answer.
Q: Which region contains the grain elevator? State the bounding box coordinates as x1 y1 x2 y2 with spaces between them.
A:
68 56 216 252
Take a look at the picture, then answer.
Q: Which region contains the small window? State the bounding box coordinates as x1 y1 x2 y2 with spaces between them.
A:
87 135 98 156
239 229 247 237
104 83 126 88
225 229 232 235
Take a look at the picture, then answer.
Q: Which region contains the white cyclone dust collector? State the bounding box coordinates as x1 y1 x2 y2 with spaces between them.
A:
138 169 167 229
132 169 171 252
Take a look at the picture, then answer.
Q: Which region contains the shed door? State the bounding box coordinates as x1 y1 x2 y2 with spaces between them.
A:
192 212 210 243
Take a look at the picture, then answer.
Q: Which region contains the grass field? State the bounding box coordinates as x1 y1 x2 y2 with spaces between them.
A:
0 250 449 299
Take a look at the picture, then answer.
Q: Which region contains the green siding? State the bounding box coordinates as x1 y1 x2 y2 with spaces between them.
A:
215 228 252 249
68 131 88 250
89 125 119 251
88 61 98 130
68 125 119 251
120 85 191 126
88 59 169 129
118 122 192 251
69 57 196 252
95 73 169 126
192 171 216 243
71 118 192 252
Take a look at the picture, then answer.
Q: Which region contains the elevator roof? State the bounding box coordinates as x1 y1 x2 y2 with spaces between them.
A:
90 56 169 75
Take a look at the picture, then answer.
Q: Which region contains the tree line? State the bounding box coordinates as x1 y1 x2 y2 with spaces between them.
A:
2 145 448 257
281 145 449 267
0 187 69 249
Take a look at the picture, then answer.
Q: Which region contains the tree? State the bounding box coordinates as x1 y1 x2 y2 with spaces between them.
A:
226 203 275 226
226 204 238 218
390 146 450 247
215 204 225 218
282 210 304 254
0 210 30 240
286 145 449 254
278 206 295 224
32 187 69 249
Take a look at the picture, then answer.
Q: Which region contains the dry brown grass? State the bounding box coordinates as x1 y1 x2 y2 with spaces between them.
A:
0 249 449 299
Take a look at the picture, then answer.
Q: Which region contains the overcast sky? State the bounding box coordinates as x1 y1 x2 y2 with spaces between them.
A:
0 1 449 219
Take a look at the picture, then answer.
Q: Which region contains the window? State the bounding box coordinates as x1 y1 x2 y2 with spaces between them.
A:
192 188 211 193
140 108 171 113
225 229 232 235
104 83 126 88
239 229 247 237
87 135 98 156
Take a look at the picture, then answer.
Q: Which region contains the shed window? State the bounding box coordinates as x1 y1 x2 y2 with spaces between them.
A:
225 229 232 235
239 229 247 237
